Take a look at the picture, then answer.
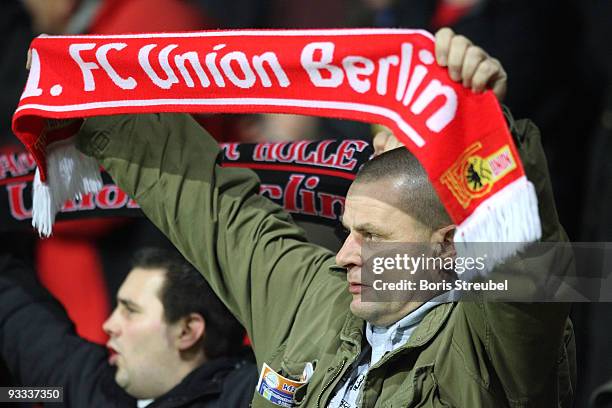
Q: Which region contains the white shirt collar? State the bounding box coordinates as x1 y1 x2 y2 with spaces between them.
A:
365 291 453 366
137 399 154 408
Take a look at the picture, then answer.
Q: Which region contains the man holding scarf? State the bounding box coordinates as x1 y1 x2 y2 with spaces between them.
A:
66 28 573 407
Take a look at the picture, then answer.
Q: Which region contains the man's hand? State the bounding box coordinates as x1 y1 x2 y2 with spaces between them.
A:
26 34 48 70
373 130 404 156
435 27 507 101
374 28 508 156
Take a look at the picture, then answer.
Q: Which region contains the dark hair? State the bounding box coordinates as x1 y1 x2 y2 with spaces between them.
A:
354 148 452 230
131 248 245 359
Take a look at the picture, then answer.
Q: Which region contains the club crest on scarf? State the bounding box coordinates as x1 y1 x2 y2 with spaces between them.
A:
441 142 517 209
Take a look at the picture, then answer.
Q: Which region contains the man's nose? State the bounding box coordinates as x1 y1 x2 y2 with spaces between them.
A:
336 232 362 268
102 308 120 336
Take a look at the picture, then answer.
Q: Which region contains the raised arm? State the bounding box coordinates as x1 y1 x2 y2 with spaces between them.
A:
454 111 574 405
0 254 132 406
75 114 339 361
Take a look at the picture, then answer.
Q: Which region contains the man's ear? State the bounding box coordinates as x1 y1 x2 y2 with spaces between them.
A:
431 224 456 258
175 313 206 351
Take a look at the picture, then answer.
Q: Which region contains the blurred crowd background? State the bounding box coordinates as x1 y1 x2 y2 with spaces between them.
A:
1 0 611 406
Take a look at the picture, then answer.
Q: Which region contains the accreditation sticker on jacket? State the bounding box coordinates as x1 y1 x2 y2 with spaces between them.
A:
256 363 306 407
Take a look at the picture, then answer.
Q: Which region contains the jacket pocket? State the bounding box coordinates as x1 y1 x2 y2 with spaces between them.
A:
280 359 318 406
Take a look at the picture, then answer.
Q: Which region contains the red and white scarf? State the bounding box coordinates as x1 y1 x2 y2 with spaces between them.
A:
12 29 541 264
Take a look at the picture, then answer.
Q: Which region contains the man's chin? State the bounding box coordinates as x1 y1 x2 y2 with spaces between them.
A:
350 298 409 327
350 297 376 322
350 294 363 313
114 369 129 390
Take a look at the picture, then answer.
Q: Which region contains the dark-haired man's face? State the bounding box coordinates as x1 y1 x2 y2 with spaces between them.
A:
103 268 182 399
336 180 435 327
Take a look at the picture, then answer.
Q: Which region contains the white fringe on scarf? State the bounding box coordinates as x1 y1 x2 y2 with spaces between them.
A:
32 138 102 237
454 175 541 273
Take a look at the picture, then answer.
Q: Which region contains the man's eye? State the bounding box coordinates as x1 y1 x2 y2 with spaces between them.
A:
364 232 381 242
121 306 136 316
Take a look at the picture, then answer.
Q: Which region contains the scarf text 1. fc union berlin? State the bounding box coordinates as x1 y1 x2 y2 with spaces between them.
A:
11 29 541 266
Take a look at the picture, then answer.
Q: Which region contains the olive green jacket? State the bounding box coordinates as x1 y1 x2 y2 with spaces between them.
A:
76 111 574 407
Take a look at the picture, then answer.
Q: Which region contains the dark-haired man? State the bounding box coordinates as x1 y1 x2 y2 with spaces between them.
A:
71 28 574 407
0 248 257 407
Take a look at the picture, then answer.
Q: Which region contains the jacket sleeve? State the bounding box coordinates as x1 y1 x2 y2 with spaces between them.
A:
0 254 133 407
456 109 573 403
76 113 338 361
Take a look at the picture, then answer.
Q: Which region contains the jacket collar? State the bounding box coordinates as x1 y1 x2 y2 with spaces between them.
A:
340 302 456 351
147 358 245 408
403 302 455 347
340 312 365 349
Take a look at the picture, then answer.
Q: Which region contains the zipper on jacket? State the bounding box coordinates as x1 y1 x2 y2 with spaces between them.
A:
316 358 347 408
